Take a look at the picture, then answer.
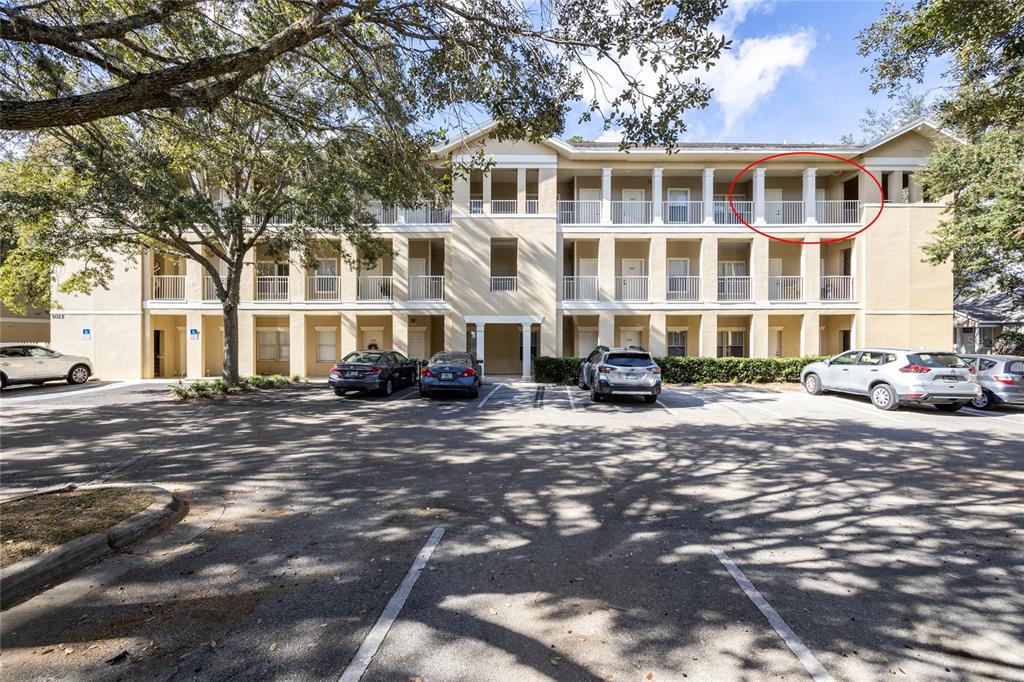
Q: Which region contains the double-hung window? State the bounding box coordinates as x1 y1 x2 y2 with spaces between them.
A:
717 330 745 358
256 329 289 361
315 328 337 363
667 331 687 357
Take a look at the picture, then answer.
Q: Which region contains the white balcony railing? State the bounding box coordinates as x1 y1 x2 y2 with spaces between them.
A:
490 276 518 292
556 200 601 224
718 276 751 301
152 275 186 301
491 199 518 215
663 201 703 225
563 276 599 301
821 275 854 301
616 275 649 301
469 199 484 215
769 275 804 301
203 275 218 301
714 200 754 225
525 199 539 215
409 275 445 301
255 276 289 301
765 201 804 224
612 201 652 225
363 201 452 225
817 200 861 224
307 276 342 301
667 276 701 301
357 276 392 301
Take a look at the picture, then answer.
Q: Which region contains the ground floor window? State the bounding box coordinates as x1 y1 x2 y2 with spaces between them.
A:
717 330 745 357
668 330 687 357
315 328 337 363
257 329 289 361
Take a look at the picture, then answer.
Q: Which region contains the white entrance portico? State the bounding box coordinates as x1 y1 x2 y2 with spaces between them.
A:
465 315 544 380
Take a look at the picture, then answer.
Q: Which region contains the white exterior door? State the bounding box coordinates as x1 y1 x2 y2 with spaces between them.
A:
578 188 600 201
577 257 599 300
408 329 427 360
766 188 783 222
620 329 642 348
620 188 646 223
577 328 598 357
621 258 645 276
768 329 783 358
360 328 383 351
666 188 690 222
409 258 427 299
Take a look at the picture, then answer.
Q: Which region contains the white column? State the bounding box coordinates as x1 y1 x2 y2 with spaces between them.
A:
600 167 612 224
482 169 492 214
521 323 532 379
803 167 817 224
887 169 904 203
702 168 715 224
974 325 981 353
907 172 923 203
753 167 766 225
651 167 663 224
516 167 527 215
475 322 486 379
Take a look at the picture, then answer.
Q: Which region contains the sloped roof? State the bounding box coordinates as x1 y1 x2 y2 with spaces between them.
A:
955 289 1024 324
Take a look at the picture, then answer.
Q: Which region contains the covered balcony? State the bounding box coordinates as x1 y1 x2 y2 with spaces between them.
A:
408 238 446 301
254 247 289 301
357 244 393 302
562 239 600 301
820 240 855 301
490 238 518 292
666 239 701 302
768 241 804 302
151 253 186 301
717 241 751 302
614 239 649 301
306 248 343 301
470 168 539 216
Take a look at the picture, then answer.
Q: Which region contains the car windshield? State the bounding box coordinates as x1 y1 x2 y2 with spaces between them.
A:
430 353 472 365
604 353 653 367
341 352 384 364
908 352 968 368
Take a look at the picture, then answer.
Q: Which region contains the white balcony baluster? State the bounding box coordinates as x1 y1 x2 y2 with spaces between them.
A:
491 199 518 215
556 200 601 224
152 275 186 301
410 275 445 301
255 276 289 301
562 276 599 301
769 276 804 301
357 276 392 301
662 201 703 225
203 276 218 301
821 275 854 301
713 200 754 224
718 276 751 301
816 200 861 224
765 201 804 224
611 201 652 225
667 276 701 301
616 275 649 301
306 276 342 301
469 199 484 215
490 276 518 292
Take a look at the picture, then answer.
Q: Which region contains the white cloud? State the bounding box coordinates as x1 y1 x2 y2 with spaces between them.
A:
707 29 815 133
713 0 774 37
595 128 624 143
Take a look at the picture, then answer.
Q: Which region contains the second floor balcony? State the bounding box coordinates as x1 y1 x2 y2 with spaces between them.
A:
152 275 185 301
357 276 393 302
769 276 804 301
616 275 649 301
718 276 752 302
563 276 599 301
255 276 289 301
554 198 861 226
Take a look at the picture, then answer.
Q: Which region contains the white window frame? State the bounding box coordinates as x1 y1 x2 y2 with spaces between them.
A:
667 329 688 357
314 326 338 363
256 327 289 362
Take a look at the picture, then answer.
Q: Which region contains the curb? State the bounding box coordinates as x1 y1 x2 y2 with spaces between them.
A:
0 484 184 610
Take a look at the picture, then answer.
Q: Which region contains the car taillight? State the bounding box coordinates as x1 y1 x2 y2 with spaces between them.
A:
992 374 1016 385
598 365 611 373
366 366 383 374
650 366 661 374
899 364 930 373
461 367 476 377
421 367 432 377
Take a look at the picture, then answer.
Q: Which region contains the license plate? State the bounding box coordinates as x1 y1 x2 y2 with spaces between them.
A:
941 375 959 382
441 372 453 380
625 373 641 380
345 371 360 377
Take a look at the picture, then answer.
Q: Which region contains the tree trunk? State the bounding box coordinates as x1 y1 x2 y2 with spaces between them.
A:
222 301 241 385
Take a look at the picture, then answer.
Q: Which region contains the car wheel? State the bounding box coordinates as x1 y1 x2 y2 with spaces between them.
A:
468 382 480 399
67 364 90 385
334 388 346 397
381 379 394 397
870 383 899 411
934 401 967 413
970 390 994 410
419 387 431 399
0 373 7 389
803 373 823 396
590 387 603 402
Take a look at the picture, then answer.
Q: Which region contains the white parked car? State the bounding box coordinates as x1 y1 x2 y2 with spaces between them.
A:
0 344 93 389
801 348 980 411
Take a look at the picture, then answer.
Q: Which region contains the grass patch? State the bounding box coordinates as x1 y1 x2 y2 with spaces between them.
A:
0 488 154 568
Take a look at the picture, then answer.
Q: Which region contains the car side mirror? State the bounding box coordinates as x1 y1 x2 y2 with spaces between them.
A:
825 359 832 366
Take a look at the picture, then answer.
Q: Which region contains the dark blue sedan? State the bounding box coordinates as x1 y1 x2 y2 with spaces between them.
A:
419 352 481 398
328 350 418 397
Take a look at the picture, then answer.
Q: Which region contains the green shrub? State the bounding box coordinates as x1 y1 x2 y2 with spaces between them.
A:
534 356 582 384
266 373 289 387
190 380 212 398
211 378 230 394
533 355 826 385
290 375 304 384
170 381 191 399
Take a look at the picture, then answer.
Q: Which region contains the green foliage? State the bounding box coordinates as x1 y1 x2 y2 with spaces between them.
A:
290 375 304 384
171 374 299 399
535 356 827 385
994 331 1024 356
858 0 1024 136
211 379 231 395
919 130 1024 303
169 382 191 400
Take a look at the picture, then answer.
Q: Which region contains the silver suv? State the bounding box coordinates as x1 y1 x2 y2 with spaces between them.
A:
801 349 980 411
959 354 1024 410
584 348 661 403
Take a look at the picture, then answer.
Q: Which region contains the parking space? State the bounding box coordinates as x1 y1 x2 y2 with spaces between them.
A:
2 380 1022 681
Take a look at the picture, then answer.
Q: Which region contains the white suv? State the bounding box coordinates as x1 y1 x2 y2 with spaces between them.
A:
801 349 980 411
0 344 93 389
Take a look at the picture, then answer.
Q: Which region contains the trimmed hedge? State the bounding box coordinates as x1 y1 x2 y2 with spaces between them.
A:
534 355 827 385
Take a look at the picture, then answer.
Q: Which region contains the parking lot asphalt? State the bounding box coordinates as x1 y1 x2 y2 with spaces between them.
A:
1 380 1022 681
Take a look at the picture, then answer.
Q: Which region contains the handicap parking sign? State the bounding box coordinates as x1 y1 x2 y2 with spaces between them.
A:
189 328 199 341
82 328 91 340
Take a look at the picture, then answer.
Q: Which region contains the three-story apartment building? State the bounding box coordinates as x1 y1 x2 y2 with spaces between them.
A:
49 119 957 380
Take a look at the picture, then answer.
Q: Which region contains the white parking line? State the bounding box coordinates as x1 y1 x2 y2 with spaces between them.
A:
565 385 577 411
0 380 145 405
655 399 673 415
476 383 506 408
701 387 791 420
339 527 445 682
713 549 834 682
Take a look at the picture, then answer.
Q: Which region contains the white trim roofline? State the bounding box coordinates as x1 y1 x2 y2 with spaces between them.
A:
859 117 967 152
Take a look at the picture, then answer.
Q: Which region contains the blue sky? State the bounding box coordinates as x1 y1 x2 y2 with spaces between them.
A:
563 0 947 144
